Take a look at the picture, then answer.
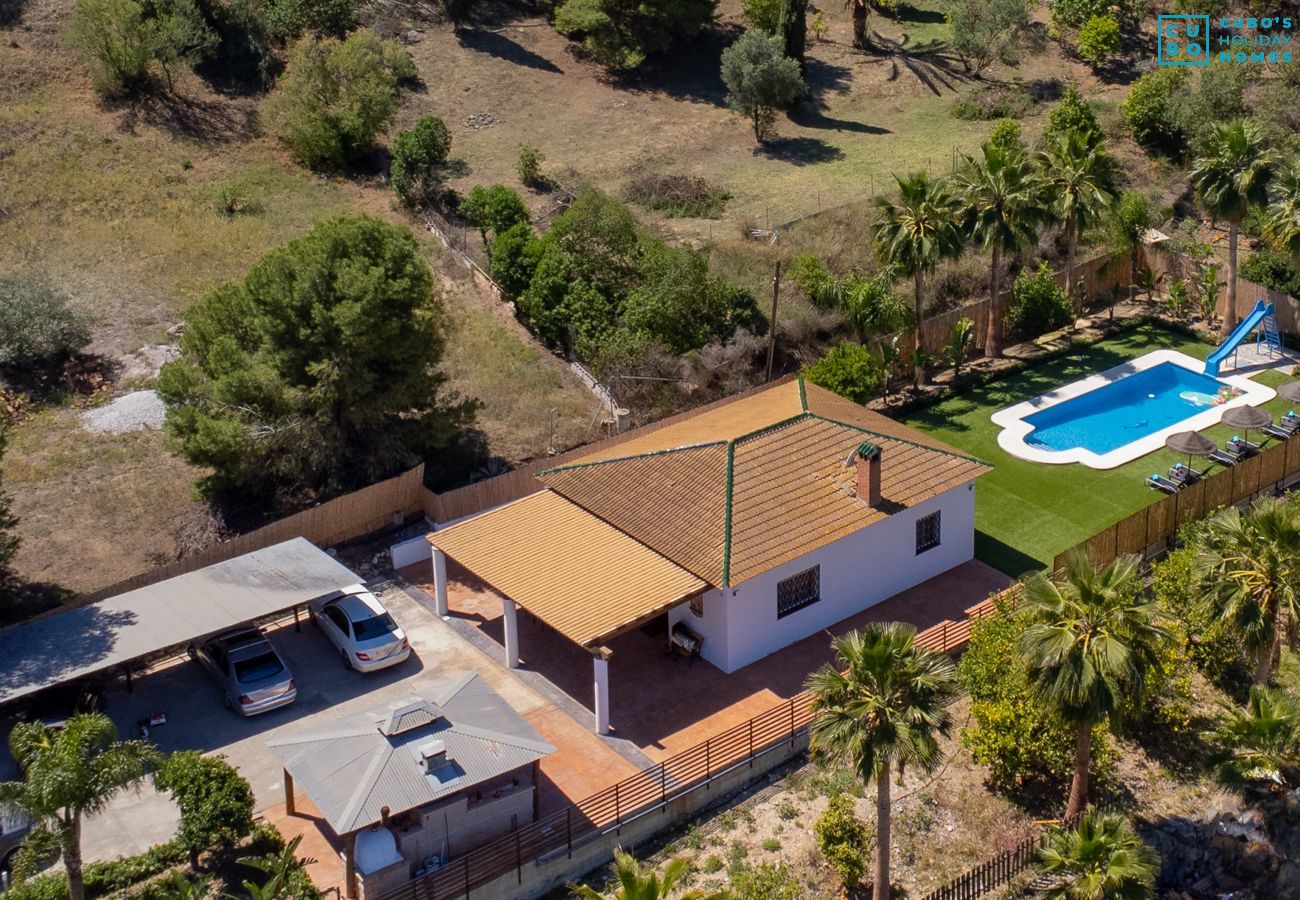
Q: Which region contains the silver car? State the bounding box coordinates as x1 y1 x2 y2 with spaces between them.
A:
1 804 31 885
309 586 410 673
189 627 296 716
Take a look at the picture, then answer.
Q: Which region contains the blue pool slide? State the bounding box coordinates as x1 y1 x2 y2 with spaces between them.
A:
1204 300 1274 377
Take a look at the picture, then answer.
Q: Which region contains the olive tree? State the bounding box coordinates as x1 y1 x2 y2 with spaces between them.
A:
720 30 805 143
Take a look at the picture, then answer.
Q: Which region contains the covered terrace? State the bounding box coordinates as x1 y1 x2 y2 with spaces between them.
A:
426 490 709 735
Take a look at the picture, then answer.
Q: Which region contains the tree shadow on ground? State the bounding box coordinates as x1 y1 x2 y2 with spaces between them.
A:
870 32 972 96
613 25 740 106
458 28 564 73
1128 712 1220 782
805 56 853 97
894 3 947 24
117 91 257 144
0 577 75 629
0 0 28 27
758 135 846 165
789 102 891 134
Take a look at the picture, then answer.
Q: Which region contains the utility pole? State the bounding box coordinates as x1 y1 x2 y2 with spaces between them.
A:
764 231 781 382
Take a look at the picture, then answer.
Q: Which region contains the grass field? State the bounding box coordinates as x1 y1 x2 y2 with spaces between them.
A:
901 323 1297 577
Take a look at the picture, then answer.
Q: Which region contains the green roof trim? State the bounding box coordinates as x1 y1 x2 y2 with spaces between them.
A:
797 377 807 411
534 440 730 478
807 414 992 468
721 441 735 587
731 413 810 446
857 441 880 460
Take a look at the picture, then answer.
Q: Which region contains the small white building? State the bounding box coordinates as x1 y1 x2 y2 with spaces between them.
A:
428 378 990 732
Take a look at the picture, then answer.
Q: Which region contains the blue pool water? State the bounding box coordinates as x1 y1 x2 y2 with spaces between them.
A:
1025 363 1235 455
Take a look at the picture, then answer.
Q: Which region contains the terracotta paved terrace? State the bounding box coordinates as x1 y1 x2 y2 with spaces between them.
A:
402 558 1009 763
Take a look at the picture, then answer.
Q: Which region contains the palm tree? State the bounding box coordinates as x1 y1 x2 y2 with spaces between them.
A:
0 714 158 900
1189 119 1279 335
1035 133 1116 318
1264 162 1300 262
1019 551 1170 821
1205 685 1300 792
1195 495 1300 685
873 173 964 384
568 849 736 899
806 623 960 900
1107 191 1153 322
1038 810 1159 900
845 0 869 48
953 144 1048 356
238 835 310 900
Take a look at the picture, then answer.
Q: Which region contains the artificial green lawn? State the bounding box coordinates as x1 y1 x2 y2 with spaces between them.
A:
901 323 1296 578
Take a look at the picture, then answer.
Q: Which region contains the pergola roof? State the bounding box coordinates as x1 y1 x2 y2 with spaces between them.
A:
428 490 707 649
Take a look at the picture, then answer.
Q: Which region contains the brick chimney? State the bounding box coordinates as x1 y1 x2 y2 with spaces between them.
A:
855 442 882 507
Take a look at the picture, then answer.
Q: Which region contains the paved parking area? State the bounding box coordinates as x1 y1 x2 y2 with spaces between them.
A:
1 578 637 877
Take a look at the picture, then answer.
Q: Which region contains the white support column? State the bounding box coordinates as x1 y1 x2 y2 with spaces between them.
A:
593 654 610 735
431 547 449 617
502 598 520 668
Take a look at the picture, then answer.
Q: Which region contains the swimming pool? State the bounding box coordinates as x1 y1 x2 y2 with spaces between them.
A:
992 350 1276 469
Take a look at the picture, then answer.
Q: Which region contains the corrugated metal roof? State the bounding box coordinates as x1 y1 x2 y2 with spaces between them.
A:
534 380 990 586
267 673 555 834
428 491 708 648
0 538 361 705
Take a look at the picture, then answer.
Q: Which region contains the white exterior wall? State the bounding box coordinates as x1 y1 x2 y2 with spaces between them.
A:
691 480 976 673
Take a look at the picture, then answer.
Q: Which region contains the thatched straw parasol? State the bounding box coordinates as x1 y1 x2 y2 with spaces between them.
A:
1165 431 1216 470
1221 405 1272 445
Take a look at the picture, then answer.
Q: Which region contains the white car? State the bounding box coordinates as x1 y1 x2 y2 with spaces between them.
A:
310 586 411 672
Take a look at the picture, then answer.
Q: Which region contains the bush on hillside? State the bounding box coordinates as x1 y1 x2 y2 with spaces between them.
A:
1122 69 1188 154
947 0 1031 75
263 32 410 171
985 118 1025 155
0 275 93 378
1005 263 1072 337
625 173 731 218
553 0 716 69
262 0 360 38
461 185 530 252
951 83 1034 120
1041 84 1102 147
958 595 1116 792
1075 14 1120 67
390 116 452 208
801 343 885 405
814 796 872 888
490 222 544 298
516 144 546 188
1152 545 1251 694
1048 0 1140 29
1240 249 1300 298
66 0 217 97
742 0 782 32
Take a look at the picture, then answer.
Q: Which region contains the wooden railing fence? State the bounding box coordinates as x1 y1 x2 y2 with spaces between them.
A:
1052 436 1300 573
920 831 1046 900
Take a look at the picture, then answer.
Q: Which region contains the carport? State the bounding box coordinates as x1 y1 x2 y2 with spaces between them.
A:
0 537 363 706
426 490 707 735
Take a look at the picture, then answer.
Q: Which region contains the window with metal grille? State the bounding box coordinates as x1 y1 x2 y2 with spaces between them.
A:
777 566 820 619
916 511 941 554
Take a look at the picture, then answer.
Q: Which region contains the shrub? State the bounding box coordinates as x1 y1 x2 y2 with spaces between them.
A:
720 30 805 143
742 0 782 32
1152 546 1251 692
951 83 1033 120
1005 262 1072 337
958 595 1116 792
801 343 885 405
947 0 1031 75
490 222 544 298
461 184 530 251
263 0 359 39
1049 0 1139 29
814 796 871 888
7 841 187 900
1240 249 1300 298
1075 14 1120 67
1123 68 1188 153
263 32 409 171
553 0 715 69
787 254 833 304
516 144 546 188
154 752 254 863
728 861 802 900
625 173 730 218
0 275 93 377
66 0 216 97
985 118 1025 155
1041 84 1102 147
390 116 452 208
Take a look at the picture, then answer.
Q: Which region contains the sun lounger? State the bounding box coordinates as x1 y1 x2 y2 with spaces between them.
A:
1229 436 1260 456
1263 413 1300 441
1209 448 1242 467
1148 473 1182 494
